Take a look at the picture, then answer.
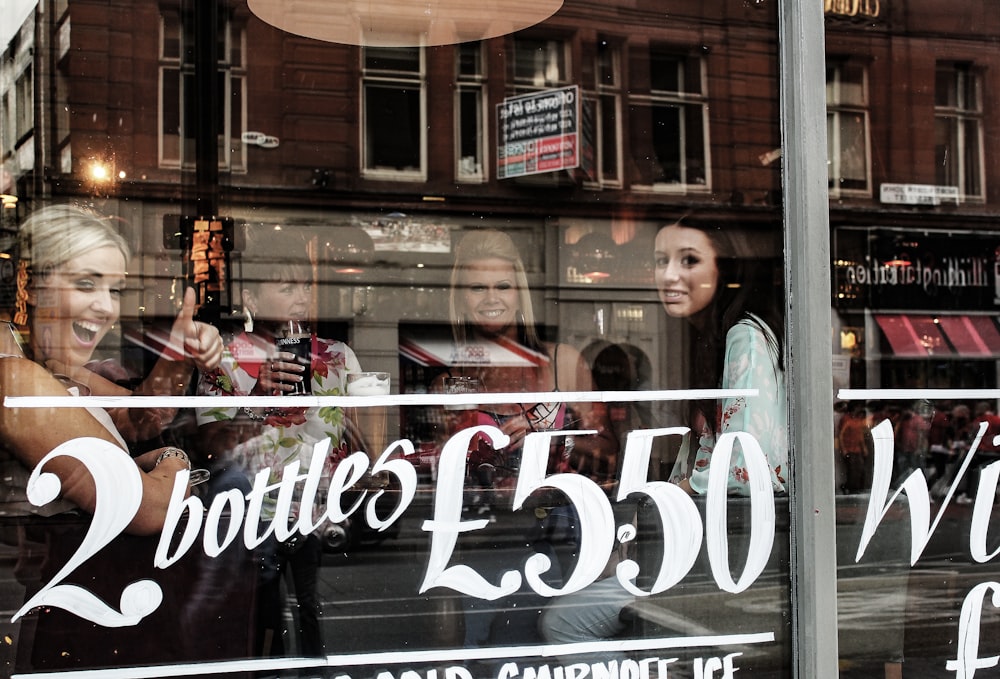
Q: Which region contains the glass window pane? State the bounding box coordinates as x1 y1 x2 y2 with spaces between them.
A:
1 3 792 678
650 51 680 92
831 5 999 677
365 85 421 170
365 46 421 72
599 93 619 180
457 43 481 77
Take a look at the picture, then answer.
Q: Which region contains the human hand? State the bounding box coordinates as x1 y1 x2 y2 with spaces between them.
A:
497 411 532 450
251 351 306 395
170 287 224 371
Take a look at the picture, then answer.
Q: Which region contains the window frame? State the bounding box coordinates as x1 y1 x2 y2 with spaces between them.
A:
826 59 871 197
583 39 623 188
455 42 487 183
14 65 33 143
627 47 711 193
361 46 427 181
157 11 247 172
509 36 570 94
934 61 985 202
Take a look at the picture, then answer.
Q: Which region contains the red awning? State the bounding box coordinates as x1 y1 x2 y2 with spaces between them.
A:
874 314 948 356
937 315 1000 357
875 314 1000 358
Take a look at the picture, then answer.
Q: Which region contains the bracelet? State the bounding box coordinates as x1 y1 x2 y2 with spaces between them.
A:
156 447 191 470
241 407 286 422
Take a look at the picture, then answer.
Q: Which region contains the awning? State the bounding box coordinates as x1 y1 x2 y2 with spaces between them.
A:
874 314 1000 358
937 315 1000 357
399 335 549 367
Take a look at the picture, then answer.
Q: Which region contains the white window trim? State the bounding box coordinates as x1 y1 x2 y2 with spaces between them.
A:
935 65 985 202
582 43 624 189
510 37 570 94
455 44 487 184
630 57 712 194
360 49 427 182
157 14 247 172
826 62 871 198
455 83 487 183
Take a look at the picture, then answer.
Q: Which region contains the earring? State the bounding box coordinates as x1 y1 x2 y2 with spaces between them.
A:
244 306 254 333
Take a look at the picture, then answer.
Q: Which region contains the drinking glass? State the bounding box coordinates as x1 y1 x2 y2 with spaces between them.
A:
346 371 391 462
275 320 312 395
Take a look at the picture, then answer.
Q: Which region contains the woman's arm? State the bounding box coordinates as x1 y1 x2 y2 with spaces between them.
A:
42 288 222 445
686 320 788 495
0 357 190 535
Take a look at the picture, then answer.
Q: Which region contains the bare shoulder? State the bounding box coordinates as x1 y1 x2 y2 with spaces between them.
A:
0 356 67 397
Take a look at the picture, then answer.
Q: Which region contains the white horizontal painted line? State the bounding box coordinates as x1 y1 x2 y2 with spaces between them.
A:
4 389 757 410
13 632 776 678
839 388 1000 401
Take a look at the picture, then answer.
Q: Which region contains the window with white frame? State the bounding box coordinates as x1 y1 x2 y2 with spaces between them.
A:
362 47 425 179
14 66 33 142
456 43 486 182
935 62 984 201
158 10 246 171
594 39 622 186
1 92 13 155
826 60 870 194
510 37 567 92
628 47 708 189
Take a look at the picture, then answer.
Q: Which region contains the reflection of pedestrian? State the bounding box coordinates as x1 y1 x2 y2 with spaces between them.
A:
838 401 870 494
926 402 953 487
956 402 1000 505
893 403 929 484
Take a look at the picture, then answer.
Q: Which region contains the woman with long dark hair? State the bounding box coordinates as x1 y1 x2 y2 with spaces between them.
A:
655 217 788 495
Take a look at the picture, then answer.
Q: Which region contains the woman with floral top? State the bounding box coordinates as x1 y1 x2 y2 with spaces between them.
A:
654 217 788 496
195 227 361 658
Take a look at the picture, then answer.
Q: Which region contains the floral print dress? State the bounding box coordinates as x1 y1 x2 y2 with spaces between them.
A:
670 315 788 495
196 332 362 519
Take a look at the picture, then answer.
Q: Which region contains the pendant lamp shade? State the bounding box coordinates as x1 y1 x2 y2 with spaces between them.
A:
248 0 564 47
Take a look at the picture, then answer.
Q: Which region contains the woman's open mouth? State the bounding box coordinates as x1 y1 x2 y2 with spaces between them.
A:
72 320 103 344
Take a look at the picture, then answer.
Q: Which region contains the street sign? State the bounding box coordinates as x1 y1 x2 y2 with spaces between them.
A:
879 183 960 206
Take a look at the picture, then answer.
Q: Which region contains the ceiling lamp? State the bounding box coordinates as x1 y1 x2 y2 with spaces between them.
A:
247 0 563 47
572 232 618 281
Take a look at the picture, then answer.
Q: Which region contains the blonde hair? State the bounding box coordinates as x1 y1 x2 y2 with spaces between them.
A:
18 204 131 286
449 230 540 348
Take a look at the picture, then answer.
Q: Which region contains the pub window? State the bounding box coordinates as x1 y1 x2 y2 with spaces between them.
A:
455 42 487 182
158 10 247 172
510 36 568 92
362 46 426 179
826 59 870 195
935 62 984 201
628 47 708 190
14 66 33 142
